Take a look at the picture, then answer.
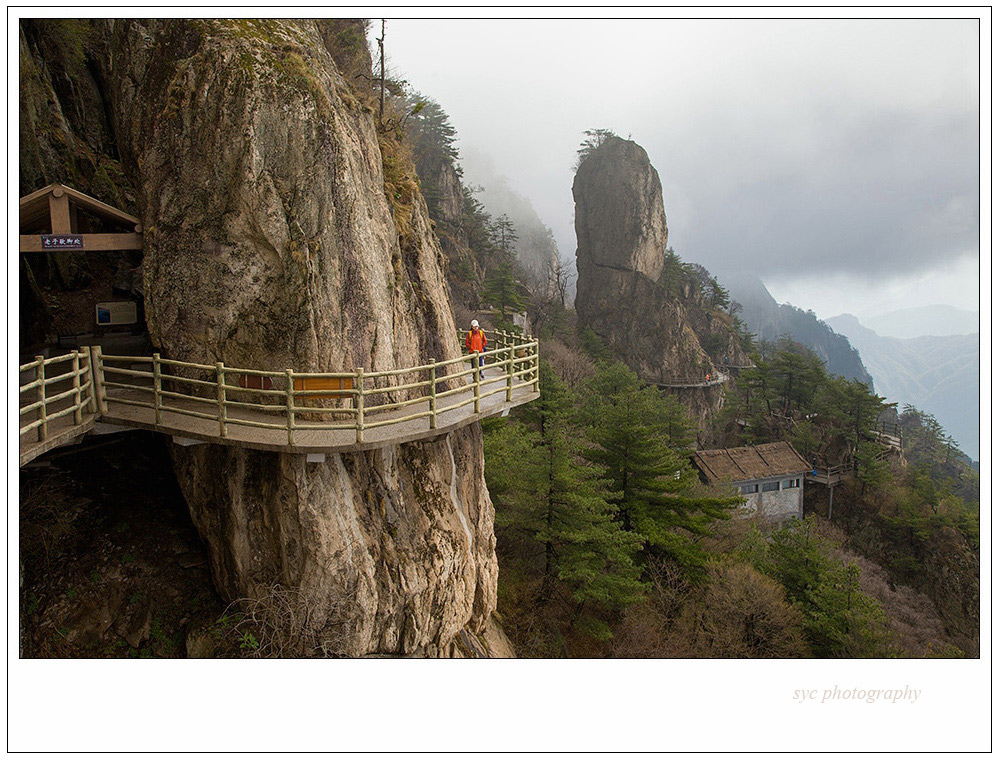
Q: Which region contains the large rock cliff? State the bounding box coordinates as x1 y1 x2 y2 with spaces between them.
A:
21 19 502 656
573 136 749 425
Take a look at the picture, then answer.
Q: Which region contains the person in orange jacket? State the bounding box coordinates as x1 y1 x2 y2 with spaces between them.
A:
465 319 487 379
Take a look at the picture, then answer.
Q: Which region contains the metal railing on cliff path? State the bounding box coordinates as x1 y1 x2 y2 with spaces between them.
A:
19 330 540 466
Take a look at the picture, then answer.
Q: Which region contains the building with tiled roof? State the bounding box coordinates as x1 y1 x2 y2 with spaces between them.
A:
691 441 811 521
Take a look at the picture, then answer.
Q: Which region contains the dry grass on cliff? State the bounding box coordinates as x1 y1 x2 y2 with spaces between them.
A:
229 582 356 657
543 340 597 392
377 102 422 251
612 559 810 659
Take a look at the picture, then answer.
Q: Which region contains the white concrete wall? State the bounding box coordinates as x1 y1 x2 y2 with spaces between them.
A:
733 475 805 521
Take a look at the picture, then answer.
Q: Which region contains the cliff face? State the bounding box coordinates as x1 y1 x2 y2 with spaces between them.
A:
573 137 749 424
22 19 501 656
414 151 484 309
574 137 668 284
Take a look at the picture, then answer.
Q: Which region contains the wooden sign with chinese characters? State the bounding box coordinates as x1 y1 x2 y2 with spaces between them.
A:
41 235 84 249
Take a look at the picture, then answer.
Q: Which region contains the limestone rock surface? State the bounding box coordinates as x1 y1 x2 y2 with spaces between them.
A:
95 18 498 655
574 137 668 283
573 136 750 423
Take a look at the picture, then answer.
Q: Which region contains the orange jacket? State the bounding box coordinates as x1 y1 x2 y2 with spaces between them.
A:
465 328 487 352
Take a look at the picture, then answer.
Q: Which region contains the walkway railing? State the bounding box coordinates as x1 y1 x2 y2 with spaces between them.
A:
18 330 539 461
656 370 731 389
806 446 896 486
805 464 847 485
19 349 96 446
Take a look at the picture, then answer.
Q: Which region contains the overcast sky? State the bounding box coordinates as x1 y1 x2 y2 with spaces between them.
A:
381 17 981 320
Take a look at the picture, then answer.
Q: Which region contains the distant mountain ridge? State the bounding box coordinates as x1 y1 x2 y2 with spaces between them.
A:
825 313 979 460
718 272 873 386
862 304 979 339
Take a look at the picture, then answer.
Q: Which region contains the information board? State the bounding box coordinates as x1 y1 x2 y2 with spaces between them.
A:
95 301 138 326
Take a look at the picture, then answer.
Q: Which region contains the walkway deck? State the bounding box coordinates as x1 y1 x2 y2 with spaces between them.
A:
805 467 846 486
18 353 97 466
19 331 540 465
100 366 537 454
19 410 97 466
655 370 731 389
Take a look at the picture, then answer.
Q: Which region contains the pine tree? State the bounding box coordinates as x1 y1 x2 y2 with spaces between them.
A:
827 376 889 454
583 362 739 573
491 214 517 256
484 363 645 638
742 518 900 657
855 440 891 494
404 91 459 164
575 128 618 167
481 217 527 322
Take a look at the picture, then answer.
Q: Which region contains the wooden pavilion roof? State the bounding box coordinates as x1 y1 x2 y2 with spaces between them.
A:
20 183 141 233
19 183 142 252
691 442 811 484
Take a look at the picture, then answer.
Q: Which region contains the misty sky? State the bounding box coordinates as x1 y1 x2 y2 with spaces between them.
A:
381 17 981 320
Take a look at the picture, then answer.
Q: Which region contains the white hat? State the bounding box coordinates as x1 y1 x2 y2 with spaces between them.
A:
471 319 479 328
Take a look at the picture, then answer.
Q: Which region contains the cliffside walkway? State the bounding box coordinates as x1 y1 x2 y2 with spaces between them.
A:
805 445 897 487
655 370 732 389
19 330 539 465
805 464 847 486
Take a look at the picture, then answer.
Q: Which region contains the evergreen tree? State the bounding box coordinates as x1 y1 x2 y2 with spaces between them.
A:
659 247 689 296
482 256 527 322
826 376 889 454
855 440 892 494
575 128 618 167
491 214 518 256
582 362 739 573
482 216 527 322
460 186 494 251
484 363 645 639
741 518 900 657
404 91 459 164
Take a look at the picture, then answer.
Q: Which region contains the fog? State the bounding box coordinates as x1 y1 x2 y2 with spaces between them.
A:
381 17 981 319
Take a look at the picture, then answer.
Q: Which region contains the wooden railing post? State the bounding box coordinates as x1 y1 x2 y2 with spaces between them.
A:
355 367 365 444
35 355 46 442
429 360 437 430
474 357 481 414
506 344 514 402
152 353 163 425
532 341 540 393
285 370 296 446
81 346 97 414
217 361 227 438
72 351 83 425
93 345 108 414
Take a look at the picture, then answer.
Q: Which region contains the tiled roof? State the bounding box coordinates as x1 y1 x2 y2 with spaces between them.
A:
691 442 811 484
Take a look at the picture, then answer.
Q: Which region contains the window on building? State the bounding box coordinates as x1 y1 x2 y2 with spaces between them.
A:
783 479 800 489
740 484 759 495
761 481 780 492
